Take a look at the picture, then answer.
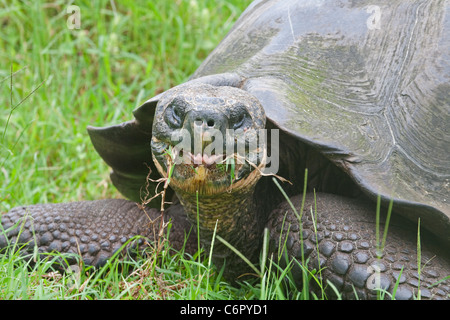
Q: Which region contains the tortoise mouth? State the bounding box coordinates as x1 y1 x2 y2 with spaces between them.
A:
151 137 266 195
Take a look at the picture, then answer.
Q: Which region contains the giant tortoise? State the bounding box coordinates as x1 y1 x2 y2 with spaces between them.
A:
1 0 449 300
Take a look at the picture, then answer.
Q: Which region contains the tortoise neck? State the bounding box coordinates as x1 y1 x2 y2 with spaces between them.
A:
174 181 262 280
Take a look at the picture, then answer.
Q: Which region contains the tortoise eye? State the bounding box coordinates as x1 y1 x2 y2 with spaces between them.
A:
231 106 252 130
164 100 186 128
234 113 245 129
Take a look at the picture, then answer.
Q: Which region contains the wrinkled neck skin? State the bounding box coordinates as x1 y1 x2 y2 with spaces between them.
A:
173 170 263 281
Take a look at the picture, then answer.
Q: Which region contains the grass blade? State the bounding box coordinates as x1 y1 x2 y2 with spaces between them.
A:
216 234 260 276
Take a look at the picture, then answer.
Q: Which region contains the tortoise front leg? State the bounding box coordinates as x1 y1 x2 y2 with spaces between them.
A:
1 199 196 268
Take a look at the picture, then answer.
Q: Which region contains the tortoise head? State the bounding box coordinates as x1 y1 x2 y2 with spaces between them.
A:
151 82 267 196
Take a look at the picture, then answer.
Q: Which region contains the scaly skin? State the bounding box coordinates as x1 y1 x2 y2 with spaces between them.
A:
267 193 450 300
173 169 264 282
0 199 196 268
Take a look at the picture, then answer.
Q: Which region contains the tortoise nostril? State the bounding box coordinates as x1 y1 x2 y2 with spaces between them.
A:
189 111 226 132
194 118 215 128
